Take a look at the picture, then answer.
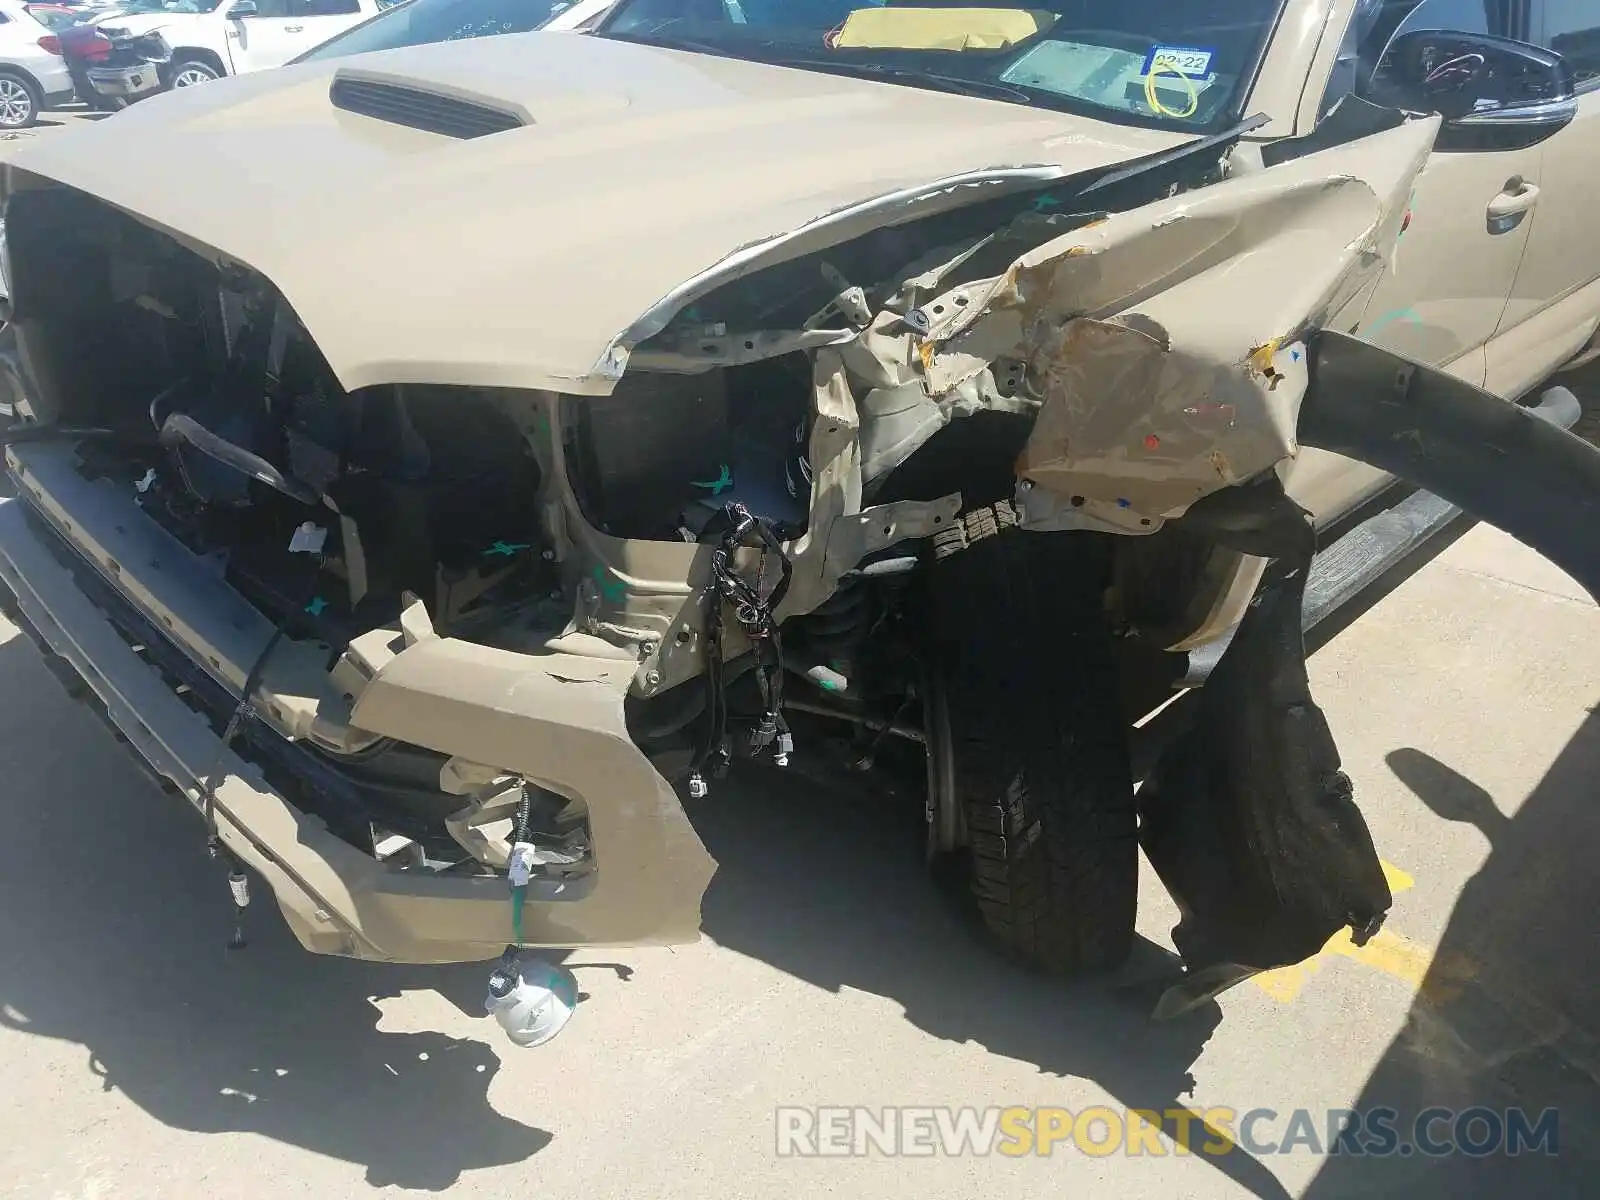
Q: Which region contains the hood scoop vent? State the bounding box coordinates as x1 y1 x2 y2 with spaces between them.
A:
330 72 527 139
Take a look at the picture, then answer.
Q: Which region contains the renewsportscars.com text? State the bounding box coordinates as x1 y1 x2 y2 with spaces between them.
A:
774 1105 1559 1159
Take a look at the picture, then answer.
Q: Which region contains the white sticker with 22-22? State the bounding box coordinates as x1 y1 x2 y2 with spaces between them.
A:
1145 46 1214 78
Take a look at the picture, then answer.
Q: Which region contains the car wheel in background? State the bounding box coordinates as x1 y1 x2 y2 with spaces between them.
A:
168 59 221 88
0 73 40 130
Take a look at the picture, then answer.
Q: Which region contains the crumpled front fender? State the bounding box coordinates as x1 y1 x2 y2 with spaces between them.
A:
912 113 1439 536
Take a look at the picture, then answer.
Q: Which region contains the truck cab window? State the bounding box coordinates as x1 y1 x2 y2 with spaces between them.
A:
1535 0 1600 85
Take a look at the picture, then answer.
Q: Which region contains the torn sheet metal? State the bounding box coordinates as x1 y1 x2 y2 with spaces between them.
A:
898 116 1441 531
772 350 962 620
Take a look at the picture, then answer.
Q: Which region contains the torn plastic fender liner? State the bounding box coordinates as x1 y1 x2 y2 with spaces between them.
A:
1138 336 1600 1017
917 115 1439 534
1137 478 1392 1019
1299 331 1600 601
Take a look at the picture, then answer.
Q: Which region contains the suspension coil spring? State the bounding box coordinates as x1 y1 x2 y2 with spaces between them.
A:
793 577 875 663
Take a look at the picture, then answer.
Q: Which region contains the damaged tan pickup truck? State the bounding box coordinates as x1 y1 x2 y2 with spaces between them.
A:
1 0 1598 1025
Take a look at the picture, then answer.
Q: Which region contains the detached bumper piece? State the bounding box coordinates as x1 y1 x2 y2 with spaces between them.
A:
0 492 714 964
0 496 517 962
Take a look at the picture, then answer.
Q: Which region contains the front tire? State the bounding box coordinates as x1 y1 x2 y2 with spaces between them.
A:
168 58 221 89
0 72 41 130
928 509 1139 973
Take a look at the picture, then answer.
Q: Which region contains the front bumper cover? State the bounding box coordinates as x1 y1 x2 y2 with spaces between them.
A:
0 493 716 964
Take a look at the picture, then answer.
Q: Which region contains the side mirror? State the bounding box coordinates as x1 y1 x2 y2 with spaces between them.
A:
226 0 257 15
1368 30 1577 146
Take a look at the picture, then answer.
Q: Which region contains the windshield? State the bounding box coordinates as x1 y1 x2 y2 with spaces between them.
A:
296 0 586 60
594 0 1286 131
111 0 225 12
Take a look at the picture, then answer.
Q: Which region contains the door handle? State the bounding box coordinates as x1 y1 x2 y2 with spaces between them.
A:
1487 177 1541 233
284 22 303 30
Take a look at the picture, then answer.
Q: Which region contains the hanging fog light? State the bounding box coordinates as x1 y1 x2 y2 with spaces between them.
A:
485 951 579 1048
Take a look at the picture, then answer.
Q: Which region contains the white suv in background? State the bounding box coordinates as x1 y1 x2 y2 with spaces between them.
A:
89 0 610 99
0 0 72 128
88 0 387 94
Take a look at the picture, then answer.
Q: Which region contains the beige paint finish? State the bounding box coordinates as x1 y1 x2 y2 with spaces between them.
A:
1276 139 1542 522
1248 0 1345 139
1487 277 1600 400
1291 0 1360 132
1486 86 1600 396
1495 88 1600 337
0 486 719 962
1352 152 1539 379
1276 0 1597 516
2 33 1186 395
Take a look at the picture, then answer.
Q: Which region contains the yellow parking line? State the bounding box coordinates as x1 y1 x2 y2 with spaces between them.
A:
1250 862 1477 1003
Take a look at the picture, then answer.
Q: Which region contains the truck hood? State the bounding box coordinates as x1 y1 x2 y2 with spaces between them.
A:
2 32 1186 393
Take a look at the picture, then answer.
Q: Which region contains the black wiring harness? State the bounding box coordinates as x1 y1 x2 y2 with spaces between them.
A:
688 501 796 797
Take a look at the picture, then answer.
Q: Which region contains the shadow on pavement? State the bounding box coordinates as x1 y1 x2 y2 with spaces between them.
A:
692 732 1294 1199
1303 712 1600 1197
0 636 551 1191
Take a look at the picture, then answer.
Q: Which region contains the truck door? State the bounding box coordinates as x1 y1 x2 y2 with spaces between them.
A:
1282 0 1543 521
1486 0 1600 398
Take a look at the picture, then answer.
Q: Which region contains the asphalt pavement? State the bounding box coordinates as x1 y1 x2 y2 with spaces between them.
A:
0 108 1597 1199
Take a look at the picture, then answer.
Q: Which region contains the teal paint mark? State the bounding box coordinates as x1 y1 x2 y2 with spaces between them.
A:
484 541 531 558
1031 193 1063 212
819 678 840 691
1364 307 1422 337
592 565 626 604
304 596 328 617
691 464 734 495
